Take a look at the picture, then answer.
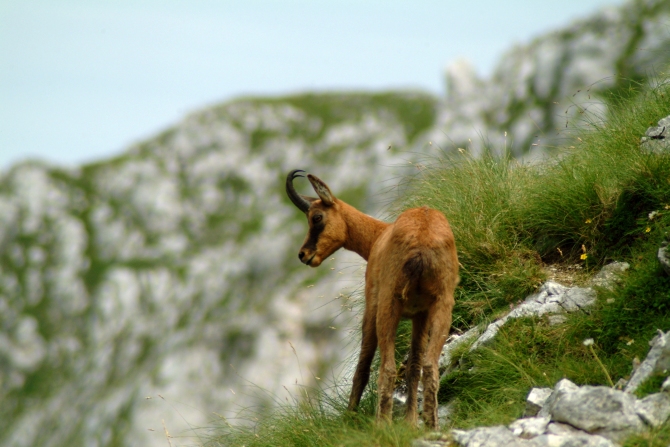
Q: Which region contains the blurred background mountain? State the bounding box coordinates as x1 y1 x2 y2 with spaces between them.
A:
1 0 670 446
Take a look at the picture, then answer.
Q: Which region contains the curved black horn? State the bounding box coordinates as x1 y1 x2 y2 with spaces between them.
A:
286 169 312 213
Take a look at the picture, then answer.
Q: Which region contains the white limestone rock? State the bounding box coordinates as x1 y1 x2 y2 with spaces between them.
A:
625 330 670 393
525 388 553 417
547 386 645 442
469 282 596 352
658 239 670 276
509 417 550 439
528 434 616 447
587 262 629 290
452 426 523 447
545 422 582 436
640 115 670 153
635 392 670 427
538 379 581 418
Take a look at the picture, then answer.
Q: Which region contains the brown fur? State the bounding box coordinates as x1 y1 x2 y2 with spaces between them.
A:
289 173 458 428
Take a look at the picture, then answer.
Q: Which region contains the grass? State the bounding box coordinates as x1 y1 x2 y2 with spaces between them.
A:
211 78 670 446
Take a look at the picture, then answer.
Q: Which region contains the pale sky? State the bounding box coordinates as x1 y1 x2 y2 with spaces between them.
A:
0 0 625 170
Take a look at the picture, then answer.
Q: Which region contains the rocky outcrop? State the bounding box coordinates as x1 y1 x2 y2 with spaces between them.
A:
414 328 670 447
428 0 670 157
0 92 437 447
658 239 670 276
438 263 628 377
640 114 670 153
624 330 670 393
416 380 670 447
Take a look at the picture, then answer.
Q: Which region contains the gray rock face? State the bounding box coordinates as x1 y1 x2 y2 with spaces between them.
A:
538 379 581 418
624 330 670 393
525 388 553 417
428 0 670 158
640 115 670 153
548 386 644 441
438 263 627 379
587 262 630 290
635 392 670 427
528 434 616 447
0 92 437 447
452 426 522 447
451 426 617 447
509 417 550 439
438 328 482 373
658 239 670 276
448 344 670 447
470 281 596 351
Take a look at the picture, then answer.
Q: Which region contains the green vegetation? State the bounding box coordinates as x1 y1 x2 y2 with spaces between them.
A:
213 79 670 446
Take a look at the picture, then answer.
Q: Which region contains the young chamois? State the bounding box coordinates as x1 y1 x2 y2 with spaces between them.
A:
286 169 459 428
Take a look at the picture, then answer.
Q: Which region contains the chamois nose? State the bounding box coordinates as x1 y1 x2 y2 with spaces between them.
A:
299 251 306 261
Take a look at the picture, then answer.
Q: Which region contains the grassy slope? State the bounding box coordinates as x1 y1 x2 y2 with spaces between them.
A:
211 81 670 446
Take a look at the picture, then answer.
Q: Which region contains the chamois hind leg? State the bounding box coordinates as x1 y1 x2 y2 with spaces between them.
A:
421 298 454 429
404 312 429 426
375 290 403 424
348 303 378 411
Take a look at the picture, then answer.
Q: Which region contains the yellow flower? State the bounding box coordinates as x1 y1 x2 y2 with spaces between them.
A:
585 218 592 224
645 227 651 233
580 253 588 260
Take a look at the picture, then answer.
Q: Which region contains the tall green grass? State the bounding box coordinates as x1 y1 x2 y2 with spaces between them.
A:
212 79 670 446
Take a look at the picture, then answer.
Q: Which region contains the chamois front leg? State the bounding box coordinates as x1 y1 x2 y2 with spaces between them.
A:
404 312 429 426
421 299 454 429
348 304 378 411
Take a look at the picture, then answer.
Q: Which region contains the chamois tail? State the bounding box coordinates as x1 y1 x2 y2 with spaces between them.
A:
400 251 426 300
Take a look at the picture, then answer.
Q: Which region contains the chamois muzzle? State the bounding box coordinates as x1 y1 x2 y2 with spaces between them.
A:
286 169 313 213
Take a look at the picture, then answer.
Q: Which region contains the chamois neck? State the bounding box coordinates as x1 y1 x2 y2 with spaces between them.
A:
339 201 389 261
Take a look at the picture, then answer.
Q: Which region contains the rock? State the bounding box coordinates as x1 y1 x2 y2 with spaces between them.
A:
640 115 670 153
438 402 454 426
451 423 617 447
429 2 670 159
439 328 482 373
587 262 629 289
663 377 670 392
545 422 582 436
412 440 448 447
469 282 596 351
547 385 645 442
658 245 670 276
635 392 670 427
625 330 670 393
451 426 524 447
525 388 553 417
528 434 616 447
509 417 550 439
538 379 580 418
442 329 670 447
438 263 625 379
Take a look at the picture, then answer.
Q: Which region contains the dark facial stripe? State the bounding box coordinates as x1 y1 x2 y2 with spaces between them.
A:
304 222 325 251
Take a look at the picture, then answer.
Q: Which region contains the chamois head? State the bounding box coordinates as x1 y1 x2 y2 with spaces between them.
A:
286 170 347 267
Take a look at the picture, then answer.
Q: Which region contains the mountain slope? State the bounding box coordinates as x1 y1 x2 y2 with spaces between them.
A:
0 92 436 447
429 0 670 157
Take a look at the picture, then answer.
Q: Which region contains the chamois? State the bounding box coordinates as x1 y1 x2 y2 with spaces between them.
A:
286 169 459 428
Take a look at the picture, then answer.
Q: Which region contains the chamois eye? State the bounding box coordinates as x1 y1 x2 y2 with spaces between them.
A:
312 214 323 224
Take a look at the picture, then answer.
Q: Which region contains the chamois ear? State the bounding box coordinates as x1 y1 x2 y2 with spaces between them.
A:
307 174 335 206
